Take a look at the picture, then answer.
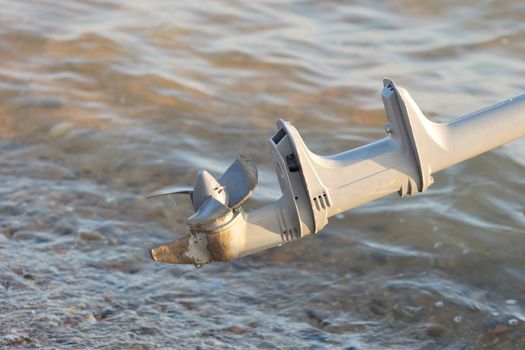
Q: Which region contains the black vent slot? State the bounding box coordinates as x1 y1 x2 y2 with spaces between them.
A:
286 153 300 172
272 128 286 144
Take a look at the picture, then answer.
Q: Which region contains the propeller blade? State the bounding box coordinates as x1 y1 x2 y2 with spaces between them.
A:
187 196 232 227
219 154 258 208
192 170 228 211
146 185 193 199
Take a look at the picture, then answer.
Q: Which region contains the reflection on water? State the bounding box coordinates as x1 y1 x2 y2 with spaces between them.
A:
0 0 524 348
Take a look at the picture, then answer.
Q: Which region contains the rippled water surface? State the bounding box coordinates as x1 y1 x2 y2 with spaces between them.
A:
1 0 525 349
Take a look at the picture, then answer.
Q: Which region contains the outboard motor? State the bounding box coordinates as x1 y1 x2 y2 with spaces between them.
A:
148 79 525 266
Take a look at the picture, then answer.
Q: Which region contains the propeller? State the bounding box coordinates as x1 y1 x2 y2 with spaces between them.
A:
148 154 258 264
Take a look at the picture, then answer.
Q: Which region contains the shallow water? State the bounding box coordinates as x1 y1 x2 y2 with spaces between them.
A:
0 0 524 348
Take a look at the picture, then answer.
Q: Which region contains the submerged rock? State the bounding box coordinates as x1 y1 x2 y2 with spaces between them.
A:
79 230 104 241
424 323 445 337
227 326 247 335
2 331 32 346
49 121 75 138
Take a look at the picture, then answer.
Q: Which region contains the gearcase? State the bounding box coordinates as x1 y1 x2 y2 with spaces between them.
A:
148 79 525 266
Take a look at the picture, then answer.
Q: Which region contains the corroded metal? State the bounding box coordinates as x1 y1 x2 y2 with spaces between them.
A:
150 228 241 265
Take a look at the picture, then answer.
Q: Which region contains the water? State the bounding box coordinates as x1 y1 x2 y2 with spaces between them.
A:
0 0 524 348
